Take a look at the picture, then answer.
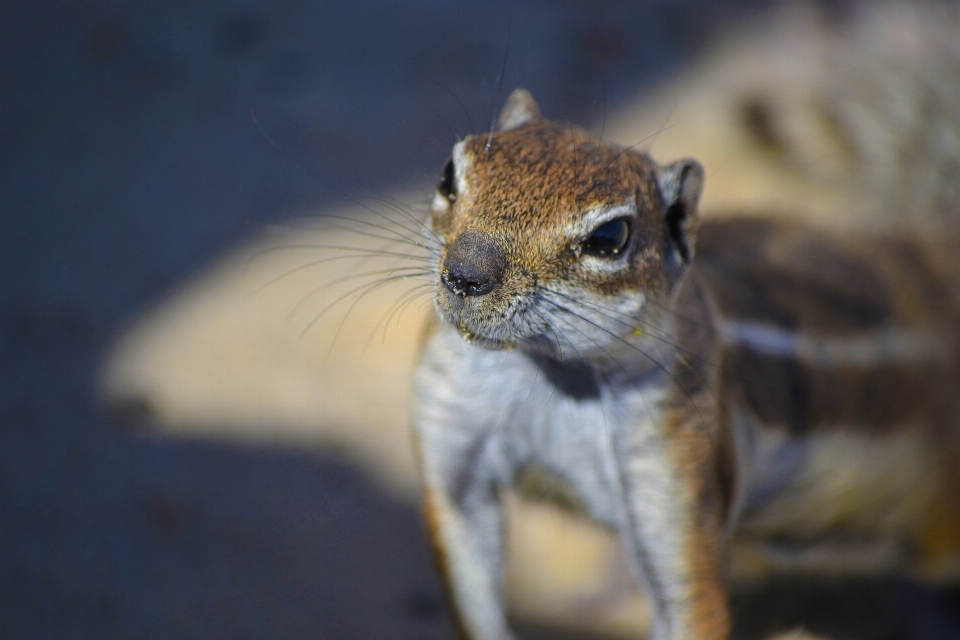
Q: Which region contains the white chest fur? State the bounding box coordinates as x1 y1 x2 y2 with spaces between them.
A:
415 324 672 525
414 324 706 640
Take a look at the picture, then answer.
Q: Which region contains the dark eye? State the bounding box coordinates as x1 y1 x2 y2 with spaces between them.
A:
438 157 456 201
583 218 629 257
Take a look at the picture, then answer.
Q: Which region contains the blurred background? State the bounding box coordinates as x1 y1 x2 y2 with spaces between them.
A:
6 0 960 638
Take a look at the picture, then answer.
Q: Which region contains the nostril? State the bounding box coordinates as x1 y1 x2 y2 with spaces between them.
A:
442 268 496 297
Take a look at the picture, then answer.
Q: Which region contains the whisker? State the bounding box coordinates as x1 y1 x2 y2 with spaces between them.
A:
570 124 579 196
248 243 436 264
272 211 435 250
316 223 437 256
317 213 439 250
288 266 432 324
541 288 721 371
318 225 415 248
365 285 434 354
372 283 433 342
299 271 431 342
390 286 434 328
642 296 714 328
542 287 680 341
539 304 607 367
322 275 431 354
523 361 542 405
431 79 476 135
539 298 649 392
244 253 432 300
643 102 678 154
242 241 432 303
359 196 446 248
544 298 653 432
316 225 439 262
527 307 568 363
252 109 445 249
485 3 513 153
538 297 714 453
598 71 607 144
604 124 677 170
352 197 429 236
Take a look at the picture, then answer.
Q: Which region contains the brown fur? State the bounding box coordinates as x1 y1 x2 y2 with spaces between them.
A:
666 398 732 640
678 219 960 578
690 219 960 438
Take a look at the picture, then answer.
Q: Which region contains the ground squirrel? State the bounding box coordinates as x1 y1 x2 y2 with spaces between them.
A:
414 89 960 640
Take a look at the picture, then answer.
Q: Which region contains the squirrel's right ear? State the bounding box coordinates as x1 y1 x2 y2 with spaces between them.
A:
496 88 541 131
657 159 704 265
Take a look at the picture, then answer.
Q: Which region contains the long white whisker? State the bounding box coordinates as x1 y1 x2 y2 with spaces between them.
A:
359 195 446 248
538 296 713 453
244 255 431 300
296 271 432 340
317 212 439 249
541 288 720 371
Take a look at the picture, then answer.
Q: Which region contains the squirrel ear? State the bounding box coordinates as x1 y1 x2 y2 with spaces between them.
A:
496 88 541 131
657 159 704 265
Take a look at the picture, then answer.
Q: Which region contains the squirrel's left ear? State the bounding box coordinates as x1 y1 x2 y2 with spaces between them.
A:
497 88 541 131
657 159 704 265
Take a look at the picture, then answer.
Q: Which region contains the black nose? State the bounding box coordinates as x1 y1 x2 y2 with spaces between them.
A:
441 231 506 297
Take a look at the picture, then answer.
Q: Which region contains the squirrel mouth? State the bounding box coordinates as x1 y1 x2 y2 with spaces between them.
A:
446 313 566 356
436 304 528 350
435 284 540 350
450 319 514 350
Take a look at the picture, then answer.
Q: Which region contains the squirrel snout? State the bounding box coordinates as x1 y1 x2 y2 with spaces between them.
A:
441 232 506 298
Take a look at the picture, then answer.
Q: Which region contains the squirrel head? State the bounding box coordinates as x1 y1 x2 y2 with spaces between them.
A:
430 88 704 358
